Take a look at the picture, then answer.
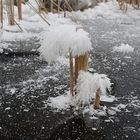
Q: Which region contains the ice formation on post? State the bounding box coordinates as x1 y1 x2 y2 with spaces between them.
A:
39 25 92 62
75 71 112 106
47 71 114 111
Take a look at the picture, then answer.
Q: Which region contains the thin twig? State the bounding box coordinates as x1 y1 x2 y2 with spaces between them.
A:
27 1 50 26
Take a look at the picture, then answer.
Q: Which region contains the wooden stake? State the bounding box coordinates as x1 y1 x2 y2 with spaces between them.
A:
17 0 22 20
57 0 60 13
0 0 3 26
94 88 101 109
38 0 42 13
75 52 88 84
51 0 53 13
76 0 79 10
83 52 88 71
69 52 74 96
7 0 14 25
3 5 23 32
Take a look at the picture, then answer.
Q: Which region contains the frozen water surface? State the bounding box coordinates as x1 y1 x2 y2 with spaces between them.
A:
0 4 140 140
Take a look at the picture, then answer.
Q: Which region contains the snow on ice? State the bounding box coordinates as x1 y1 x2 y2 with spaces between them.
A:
113 43 134 54
0 0 139 121
47 71 116 117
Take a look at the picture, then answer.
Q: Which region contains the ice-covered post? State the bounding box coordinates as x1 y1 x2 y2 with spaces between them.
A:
17 0 22 20
38 25 91 96
0 0 3 26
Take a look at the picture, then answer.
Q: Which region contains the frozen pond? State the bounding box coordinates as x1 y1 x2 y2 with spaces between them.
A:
0 10 140 140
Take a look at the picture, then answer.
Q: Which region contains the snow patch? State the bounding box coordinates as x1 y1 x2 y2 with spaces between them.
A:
113 43 134 54
48 92 73 110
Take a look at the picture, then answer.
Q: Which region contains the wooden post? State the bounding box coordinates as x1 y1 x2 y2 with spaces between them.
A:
38 0 44 13
57 0 60 13
75 52 88 84
51 0 53 13
76 0 79 8
8 0 14 25
0 0 3 26
94 88 101 109
17 0 22 20
69 52 74 96
38 0 41 13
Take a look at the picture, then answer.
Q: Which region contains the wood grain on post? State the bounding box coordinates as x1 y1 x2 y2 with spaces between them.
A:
83 52 88 71
75 56 78 84
57 0 60 13
8 0 14 25
69 52 74 96
75 52 88 84
94 88 101 109
38 0 44 13
0 0 3 25
38 0 42 13
51 0 53 13
17 0 22 20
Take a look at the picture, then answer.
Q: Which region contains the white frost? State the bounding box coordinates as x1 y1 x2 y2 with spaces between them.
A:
75 71 113 105
113 43 134 54
47 71 114 111
48 92 73 110
39 25 92 62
